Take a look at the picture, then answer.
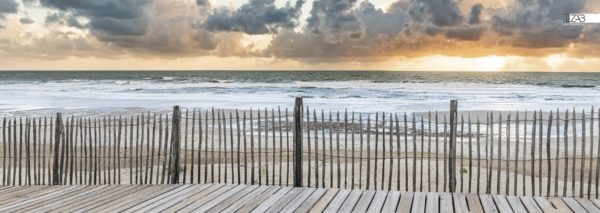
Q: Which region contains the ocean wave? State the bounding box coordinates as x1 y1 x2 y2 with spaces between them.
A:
560 84 595 88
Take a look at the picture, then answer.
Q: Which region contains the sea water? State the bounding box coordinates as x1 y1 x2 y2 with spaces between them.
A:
0 71 599 116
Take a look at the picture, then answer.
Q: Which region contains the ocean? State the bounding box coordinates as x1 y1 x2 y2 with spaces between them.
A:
0 71 599 116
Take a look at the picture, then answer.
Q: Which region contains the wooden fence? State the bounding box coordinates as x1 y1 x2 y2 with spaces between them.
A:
1 99 599 198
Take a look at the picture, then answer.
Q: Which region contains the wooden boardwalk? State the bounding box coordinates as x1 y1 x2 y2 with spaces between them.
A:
0 184 599 212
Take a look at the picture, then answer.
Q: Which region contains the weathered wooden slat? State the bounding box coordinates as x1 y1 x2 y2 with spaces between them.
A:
439 192 454 213
466 194 484 212
380 191 400 213
367 190 388 213
133 185 213 212
480 194 499 213
249 187 292 213
323 189 351 212
409 192 426 213
191 185 248 212
293 188 326 213
397 191 415 213
574 198 600 212
505 196 527 213
7 186 104 212
452 193 469 213
91 185 182 213
425 193 439 213
266 187 304 213
30 186 125 212
352 190 375 213
533 197 555 212
309 188 338 213
221 186 276 213
155 184 225 212
207 185 260 213
338 190 363 212
49 186 146 212
561 197 588 213
518 196 543 213
280 187 316 213
547 197 573 213
492 195 514 213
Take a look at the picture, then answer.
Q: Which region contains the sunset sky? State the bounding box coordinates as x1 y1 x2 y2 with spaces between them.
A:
0 0 599 71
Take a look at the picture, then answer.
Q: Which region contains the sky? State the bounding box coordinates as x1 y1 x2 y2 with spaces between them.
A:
0 0 599 71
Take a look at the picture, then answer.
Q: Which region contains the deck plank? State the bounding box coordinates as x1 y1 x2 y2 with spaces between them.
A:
480 194 499 213
249 187 293 213
439 193 454 213
293 188 327 213
1 183 599 213
547 197 573 213
324 189 351 212
575 198 600 213
207 185 260 213
192 185 248 212
466 194 484 212
29 185 126 212
74 185 177 212
91 185 184 213
425 193 439 213
10 186 106 212
453 193 469 213
309 188 339 213
519 196 543 213
163 184 226 212
492 195 514 213
267 187 306 213
352 190 376 213
381 191 400 213
175 185 238 212
367 190 389 213
0 186 82 211
50 185 147 212
505 196 527 213
134 184 214 212
223 187 278 213
561 197 588 213
338 190 363 212
282 188 317 213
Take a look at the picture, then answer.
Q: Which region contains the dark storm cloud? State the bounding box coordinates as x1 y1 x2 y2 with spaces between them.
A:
0 0 18 19
40 0 153 36
469 4 483 25
45 12 62 24
196 0 210 7
19 17 34 24
203 0 305 34
307 0 364 40
491 0 587 48
408 0 463 26
445 26 484 41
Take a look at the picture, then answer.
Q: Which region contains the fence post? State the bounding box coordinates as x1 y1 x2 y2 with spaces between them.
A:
449 100 458 192
170 106 181 184
52 113 63 185
294 97 303 187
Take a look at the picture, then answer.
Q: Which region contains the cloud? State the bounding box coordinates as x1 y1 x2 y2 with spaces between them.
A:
40 0 154 37
0 0 18 19
490 0 587 48
408 0 464 26
3 0 600 65
203 0 305 34
19 17 34 24
469 4 483 24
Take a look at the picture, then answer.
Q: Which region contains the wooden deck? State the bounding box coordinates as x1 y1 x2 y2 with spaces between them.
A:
0 184 599 212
